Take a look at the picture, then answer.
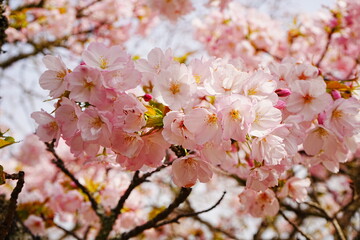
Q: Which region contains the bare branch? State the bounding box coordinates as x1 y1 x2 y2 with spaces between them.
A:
304 202 346 240
0 39 66 69
55 223 82 240
114 188 192 240
279 210 313 240
45 141 103 218
96 163 171 240
154 191 226 228
192 215 239 240
0 171 25 240
316 28 334 67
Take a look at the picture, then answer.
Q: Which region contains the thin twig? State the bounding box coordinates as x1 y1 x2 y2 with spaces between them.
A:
316 29 334 67
304 202 346 240
279 210 313 240
116 187 192 240
95 163 171 240
0 171 25 240
193 215 239 240
154 191 226 228
45 141 103 217
55 223 82 240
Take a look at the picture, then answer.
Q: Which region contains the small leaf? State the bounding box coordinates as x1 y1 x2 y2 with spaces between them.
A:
0 138 16 149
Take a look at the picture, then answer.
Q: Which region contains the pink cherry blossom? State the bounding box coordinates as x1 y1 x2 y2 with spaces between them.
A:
250 100 282 137
183 107 220 145
24 215 46 236
238 188 279 218
246 166 280 192
77 108 112 147
82 42 129 71
111 129 144 159
217 95 254 142
287 80 332 121
278 177 311 202
303 126 349 172
251 132 287 165
162 111 196 149
31 110 60 142
153 63 195 110
324 97 360 139
67 65 106 104
55 97 82 140
112 93 147 133
39 55 69 98
172 155 213 188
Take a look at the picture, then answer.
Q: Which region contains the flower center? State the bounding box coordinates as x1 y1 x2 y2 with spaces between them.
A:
303 94 314 103
230 109 241 120
332 109 343 119
169 82 181 95
207 114 217 124
99 56 108 69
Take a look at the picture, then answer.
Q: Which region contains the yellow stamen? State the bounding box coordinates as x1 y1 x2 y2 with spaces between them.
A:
99 56 108 69
332 109 343 119
169 82 180 95
230 109 241 120
207 114 217 125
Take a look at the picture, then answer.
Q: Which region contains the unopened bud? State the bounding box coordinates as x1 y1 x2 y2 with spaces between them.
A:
317 112 326 125
275 88 291 97
274 100 286 109
80 61 86 65
331 90 341 100
143 94 153 102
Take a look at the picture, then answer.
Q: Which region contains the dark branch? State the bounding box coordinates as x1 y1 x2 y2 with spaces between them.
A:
116 188 192 240
96 163 171 240
45 141 103 218
154 191 226 228
193 215 239 240
316 28 334 67
279 210 313 240
0 171 25 239
0 39 66 69
304 202 346 240
55 223 82 240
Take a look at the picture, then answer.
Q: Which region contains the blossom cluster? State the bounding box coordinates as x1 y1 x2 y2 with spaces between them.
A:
32 42 360 219
1 134 171 238
194 1 287 68
5 0 195 53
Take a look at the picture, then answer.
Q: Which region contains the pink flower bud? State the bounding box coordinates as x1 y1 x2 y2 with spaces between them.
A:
331 90 341 100
143 94 153 102
329 18 338 28
80 61 86 65
317 112 326 125
275 88 291 97
274 100 286 109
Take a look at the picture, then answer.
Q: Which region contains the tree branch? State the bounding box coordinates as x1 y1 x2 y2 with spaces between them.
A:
193 215 239 240
0 39 66 69
304 202 346 240
0 171 25 240
115 188 192 240
279 210 313 240
45 141 103 218
55 223 82 240
154 191 226 228
95 163 171 240
316 28 334 67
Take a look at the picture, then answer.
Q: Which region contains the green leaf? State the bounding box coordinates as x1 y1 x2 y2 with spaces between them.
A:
0 136 16 149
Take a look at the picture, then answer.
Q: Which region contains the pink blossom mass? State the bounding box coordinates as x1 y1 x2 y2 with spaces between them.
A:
2 0 360 239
